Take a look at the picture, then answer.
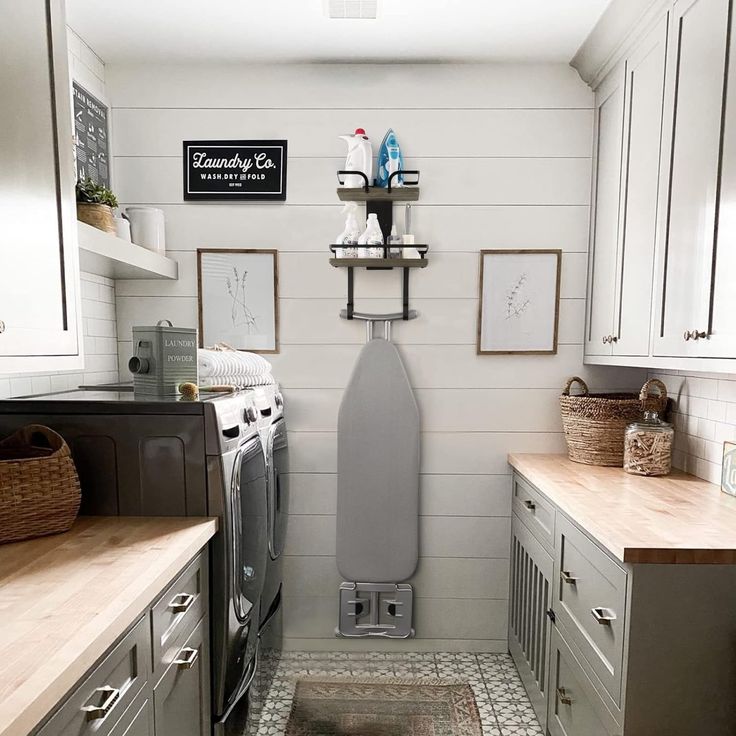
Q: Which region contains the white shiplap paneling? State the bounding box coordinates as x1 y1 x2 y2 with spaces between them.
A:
107 62 644 651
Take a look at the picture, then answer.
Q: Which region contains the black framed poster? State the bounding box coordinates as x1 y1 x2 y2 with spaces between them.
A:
72 82 110 187
183 140 287 201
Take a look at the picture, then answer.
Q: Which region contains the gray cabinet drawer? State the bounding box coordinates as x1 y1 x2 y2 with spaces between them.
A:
554 515 627 705
153 617 211 736
151 554 206 675
548 627 619 736
110 690 154 736
38 616 150 736
513 473 555 550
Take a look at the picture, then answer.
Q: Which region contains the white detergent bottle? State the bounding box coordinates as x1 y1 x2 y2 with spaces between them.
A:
339 128 373 189
358 213 384 258
335 202 361 258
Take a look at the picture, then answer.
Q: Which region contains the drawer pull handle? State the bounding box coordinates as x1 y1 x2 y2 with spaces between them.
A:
591 607 616 625
169 592 195 614
174 647 199 670
82 685 120 721
523 499 536 511
560 570 578 585
557 687 573 706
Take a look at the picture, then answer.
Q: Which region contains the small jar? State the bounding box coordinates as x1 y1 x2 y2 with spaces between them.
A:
623 411 674 476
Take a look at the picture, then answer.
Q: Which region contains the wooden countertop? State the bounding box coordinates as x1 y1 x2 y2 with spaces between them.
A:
509 453 736 565
0 516 217 736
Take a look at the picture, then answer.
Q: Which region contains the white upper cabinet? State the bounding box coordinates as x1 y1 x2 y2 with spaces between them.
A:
585 64 626 357
578 0 736 371
0 0 82 374
584 14 669 360
702 2 736 358
653 0 731 358
613 14 669 357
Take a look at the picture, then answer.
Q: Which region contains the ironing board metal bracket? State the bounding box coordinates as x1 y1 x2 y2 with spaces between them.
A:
336 582 415 638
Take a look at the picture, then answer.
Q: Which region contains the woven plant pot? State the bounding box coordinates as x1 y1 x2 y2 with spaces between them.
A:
559 377 669 467
77 202 115 233
0 424 81 544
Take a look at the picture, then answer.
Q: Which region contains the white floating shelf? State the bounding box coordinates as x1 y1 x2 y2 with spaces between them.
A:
77 221 178 280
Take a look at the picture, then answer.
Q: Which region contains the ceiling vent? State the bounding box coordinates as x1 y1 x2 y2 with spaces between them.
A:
327 0 378 19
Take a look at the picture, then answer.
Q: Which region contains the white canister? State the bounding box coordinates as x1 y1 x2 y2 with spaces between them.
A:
126 206 166 254
113 216 131 242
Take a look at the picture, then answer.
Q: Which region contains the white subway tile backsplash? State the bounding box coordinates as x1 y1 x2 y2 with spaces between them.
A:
652 370 736 484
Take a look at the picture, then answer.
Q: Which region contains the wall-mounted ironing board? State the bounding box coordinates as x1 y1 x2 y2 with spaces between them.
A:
336 316 419 638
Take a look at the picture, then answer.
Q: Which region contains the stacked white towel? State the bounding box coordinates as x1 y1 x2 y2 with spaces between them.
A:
198 349 275 387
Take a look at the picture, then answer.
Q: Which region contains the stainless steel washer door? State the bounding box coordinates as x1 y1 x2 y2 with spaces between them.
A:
232 435 268 621
266 418 289 560
222 434 268 712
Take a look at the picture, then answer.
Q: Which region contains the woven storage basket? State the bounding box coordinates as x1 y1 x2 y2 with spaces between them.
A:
560 377 669 467
77 202 115 233
0 425 81 544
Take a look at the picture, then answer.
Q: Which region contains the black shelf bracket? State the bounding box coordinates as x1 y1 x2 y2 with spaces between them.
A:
347 266 355 320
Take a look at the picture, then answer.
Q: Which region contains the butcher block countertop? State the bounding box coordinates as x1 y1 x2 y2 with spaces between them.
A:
0 516 217 736
509 453 736 565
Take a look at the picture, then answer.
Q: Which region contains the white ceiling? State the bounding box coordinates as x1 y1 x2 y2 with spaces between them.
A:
66 0 612 64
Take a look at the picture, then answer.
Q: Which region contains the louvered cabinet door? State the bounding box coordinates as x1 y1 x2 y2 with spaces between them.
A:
509 512 554 731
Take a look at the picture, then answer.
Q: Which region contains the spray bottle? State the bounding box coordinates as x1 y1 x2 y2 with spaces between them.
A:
335 202 361 258
358 213 384 258
339 128 373 189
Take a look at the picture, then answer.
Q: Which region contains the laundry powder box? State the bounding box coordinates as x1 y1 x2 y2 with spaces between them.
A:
128 320 198 397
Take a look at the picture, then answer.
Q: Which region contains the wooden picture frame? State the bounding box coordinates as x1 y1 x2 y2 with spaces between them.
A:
197 248 279 354
477 249 562 355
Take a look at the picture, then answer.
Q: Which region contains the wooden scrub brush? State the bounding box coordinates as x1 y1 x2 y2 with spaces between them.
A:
178 382 237 400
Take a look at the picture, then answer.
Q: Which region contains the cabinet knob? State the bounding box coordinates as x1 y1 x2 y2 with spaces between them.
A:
610 335 618 343
685 329 707 341
557 687 573 706
0 320 5 334
81 685 120 721
684 331 692 341
174 646 199 670
523 499 536 511
560 570 578 585
591 606 617 625
602 335 609 344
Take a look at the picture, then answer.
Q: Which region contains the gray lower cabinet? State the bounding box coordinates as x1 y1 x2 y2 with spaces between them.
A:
511 472 736 736
34 552 210 736
153 618 210 736
509 512 553 731
113 691 155 736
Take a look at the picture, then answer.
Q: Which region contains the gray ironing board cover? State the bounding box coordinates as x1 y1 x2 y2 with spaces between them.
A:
336 337 420 582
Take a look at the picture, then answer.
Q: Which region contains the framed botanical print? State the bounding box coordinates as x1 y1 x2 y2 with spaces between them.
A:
477 249 562 355
197 249 279 353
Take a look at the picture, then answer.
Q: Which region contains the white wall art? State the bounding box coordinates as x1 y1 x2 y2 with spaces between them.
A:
477 249 561 354
197 249 279 353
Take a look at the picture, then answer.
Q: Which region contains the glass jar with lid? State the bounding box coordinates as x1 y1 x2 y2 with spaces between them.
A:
623 411 674 476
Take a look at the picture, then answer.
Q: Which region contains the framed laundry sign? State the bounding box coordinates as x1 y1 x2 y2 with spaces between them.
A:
183 140 287 201
477 249 562 355
197 249 279 353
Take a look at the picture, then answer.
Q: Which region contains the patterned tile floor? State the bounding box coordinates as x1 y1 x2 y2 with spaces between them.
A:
256 651 543 736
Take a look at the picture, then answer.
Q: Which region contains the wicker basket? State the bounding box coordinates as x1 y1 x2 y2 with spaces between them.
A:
0 425 81 544
77 202 115 233
560 377 669 467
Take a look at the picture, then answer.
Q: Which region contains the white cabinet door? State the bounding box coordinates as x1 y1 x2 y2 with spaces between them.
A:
585 64 627 357
652 0 731 358
613 14 669 357
702 1 736 358
0 0 82 374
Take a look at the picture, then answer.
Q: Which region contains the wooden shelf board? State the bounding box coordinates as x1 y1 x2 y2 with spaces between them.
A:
336 186 420 202
77 222 178 280
329 257 429 268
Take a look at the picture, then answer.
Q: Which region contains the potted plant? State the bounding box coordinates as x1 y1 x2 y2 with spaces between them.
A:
75 177 118 234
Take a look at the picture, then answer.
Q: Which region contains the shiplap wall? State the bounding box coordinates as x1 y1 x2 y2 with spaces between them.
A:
106 62 645 652
0 29 118 396
649 370 736 484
